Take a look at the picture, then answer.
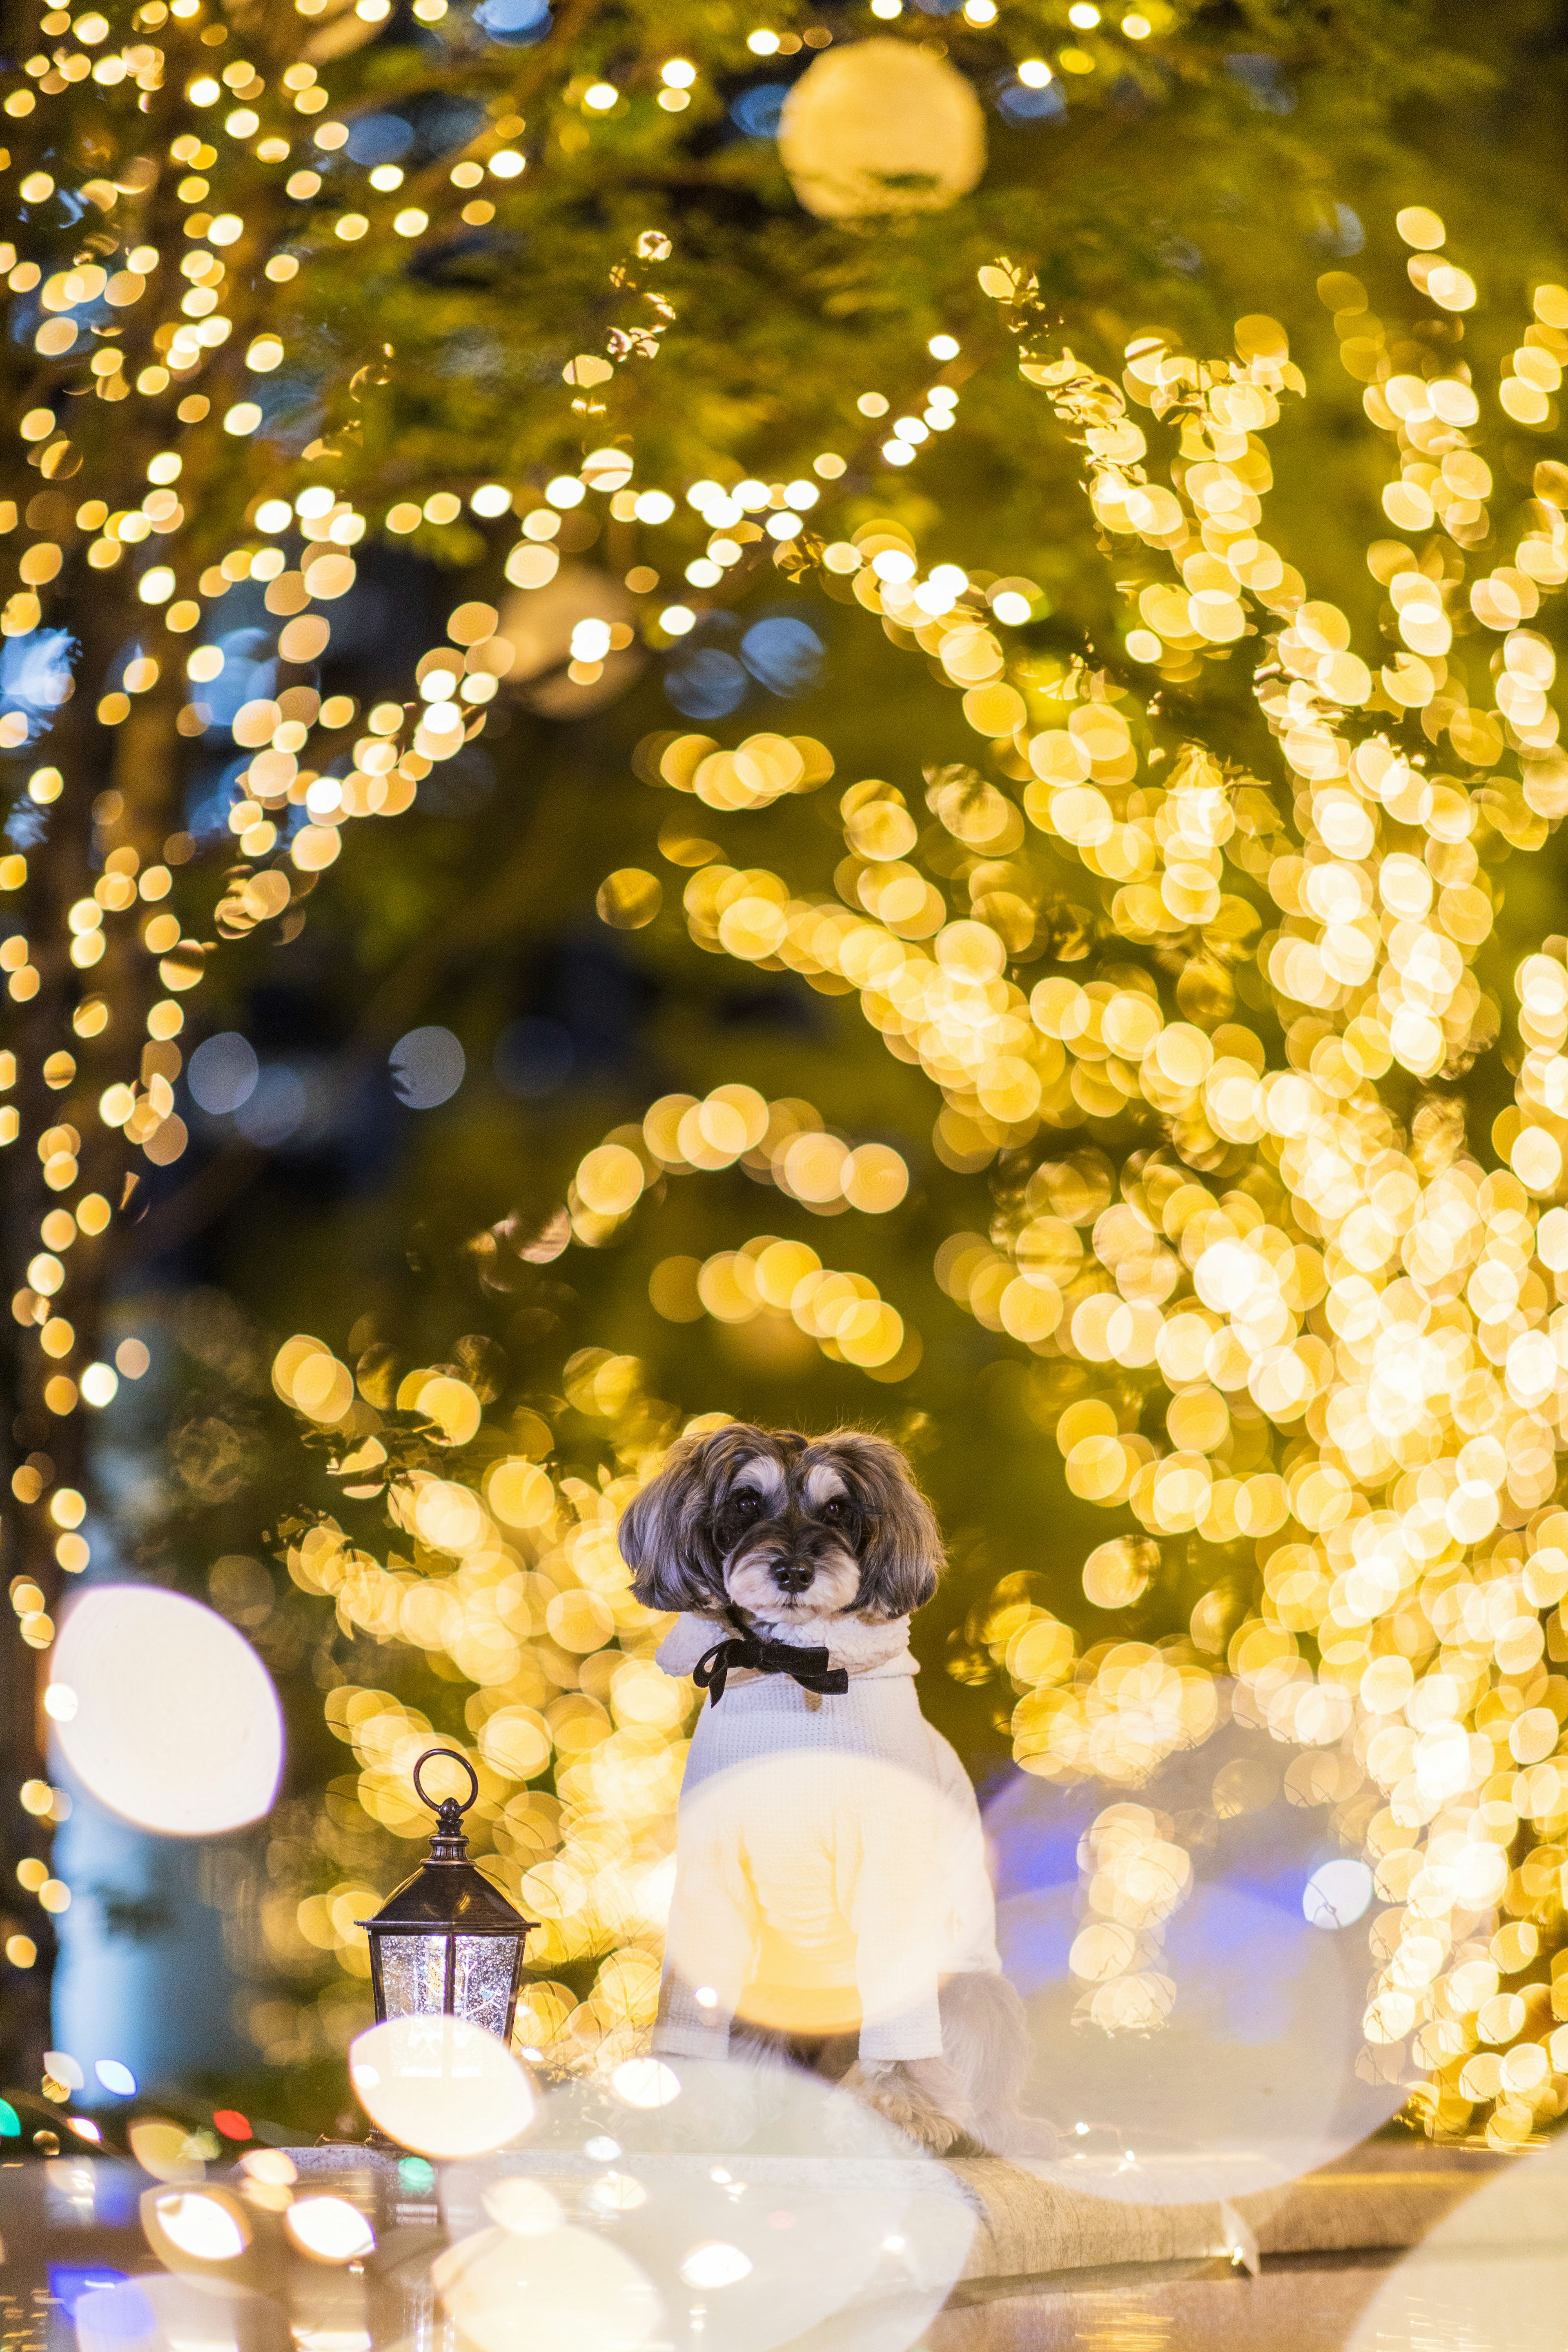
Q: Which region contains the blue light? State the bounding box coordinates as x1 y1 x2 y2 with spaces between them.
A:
740 616 826 698
730 85 787 139
664 646 748 720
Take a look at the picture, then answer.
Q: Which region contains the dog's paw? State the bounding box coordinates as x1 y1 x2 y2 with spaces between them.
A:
841 2059 973 2157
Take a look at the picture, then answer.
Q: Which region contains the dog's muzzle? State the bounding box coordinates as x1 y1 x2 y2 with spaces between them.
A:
693 1635 851 1706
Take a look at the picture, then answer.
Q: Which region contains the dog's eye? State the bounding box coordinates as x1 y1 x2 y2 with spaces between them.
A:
731 1493 762 1514
824 1498 845 1516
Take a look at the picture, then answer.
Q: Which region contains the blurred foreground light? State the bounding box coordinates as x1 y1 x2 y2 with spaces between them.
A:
286 2196 376 2263
152 2189 250 2261
610 2058 681 2110
390 1025 465 1109
1303 1858 1374 1930
128 2120 206 2183
985 1716 1411 2202
484 2178 564 2236
595 870 662 931
508 2058 975 2345
435 2220 660 2352
51 1586 283 1835
77 2278 269 2352
350 2016 535 2158
1346 2129 1568 2345
679 2242 754 2289
95 2059 136 2096
189 1032 260 1114
871 548 915 584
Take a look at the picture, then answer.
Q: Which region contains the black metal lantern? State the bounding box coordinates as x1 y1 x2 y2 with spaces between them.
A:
360 1749 534 2043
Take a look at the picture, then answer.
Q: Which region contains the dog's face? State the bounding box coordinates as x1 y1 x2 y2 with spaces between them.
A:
617 1424 943 1627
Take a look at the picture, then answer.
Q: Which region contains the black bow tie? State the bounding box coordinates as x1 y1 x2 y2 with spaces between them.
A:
693 1635 850 1707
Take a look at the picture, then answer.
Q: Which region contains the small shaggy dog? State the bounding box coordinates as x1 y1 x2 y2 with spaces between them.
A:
617 1422 1038 2156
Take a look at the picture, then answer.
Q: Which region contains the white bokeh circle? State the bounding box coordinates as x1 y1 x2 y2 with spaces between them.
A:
351 2016 536 2158
52 1585 283 1836
435 2054 976 2352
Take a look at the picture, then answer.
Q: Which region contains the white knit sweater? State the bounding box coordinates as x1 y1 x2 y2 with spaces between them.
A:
653 1613 1000 2063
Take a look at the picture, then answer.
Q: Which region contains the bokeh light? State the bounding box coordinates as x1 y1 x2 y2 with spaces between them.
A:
662 1753 986 2041
434 2216 662 2352
390 1026 467 1109
1348 2125 1568 2348
285 2195 377 2262
987 1712 1411 2201
350 2016 536 2156
51 1587 283 1836
487 2054 978 2352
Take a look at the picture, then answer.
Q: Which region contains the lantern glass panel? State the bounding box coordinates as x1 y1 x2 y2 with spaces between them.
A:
381 1933 450 2019
454 1936 517 2037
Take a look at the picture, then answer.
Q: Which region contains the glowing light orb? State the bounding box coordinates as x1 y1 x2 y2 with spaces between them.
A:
150 2189 249 2261
500 2057 975 2352
1350 2127 1568 2349
350 2016 535 2158
661 1752 986 2042
77 2275 271 2352
1303 1859 1374 1930
128 2119 205 2183
610 2059 681 2111
987 1709 1410 2204
483 2177 565 2236
52 1588 283 1837
778 38 986 220
679 2242 753 2289
435 2221 662 2352
285 2195 377 2263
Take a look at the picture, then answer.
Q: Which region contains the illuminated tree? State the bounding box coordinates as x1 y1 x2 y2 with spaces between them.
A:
0 0 1517 2091
259 176 1568 2149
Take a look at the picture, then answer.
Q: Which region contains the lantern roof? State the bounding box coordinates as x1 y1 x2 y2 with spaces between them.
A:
364 1853 530 1936
359 1746 534 1937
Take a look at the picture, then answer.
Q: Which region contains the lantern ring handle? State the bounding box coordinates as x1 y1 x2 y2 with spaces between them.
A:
412 1746 479 1817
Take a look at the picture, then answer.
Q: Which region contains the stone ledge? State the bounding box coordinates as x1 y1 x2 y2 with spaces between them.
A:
944 2133 1510 2299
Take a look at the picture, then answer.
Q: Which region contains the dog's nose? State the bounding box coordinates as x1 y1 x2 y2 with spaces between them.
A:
773 1564 814 1594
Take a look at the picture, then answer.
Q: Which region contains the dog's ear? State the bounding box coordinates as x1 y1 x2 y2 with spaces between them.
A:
832 1433 944 1618
617 1424 768 1613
